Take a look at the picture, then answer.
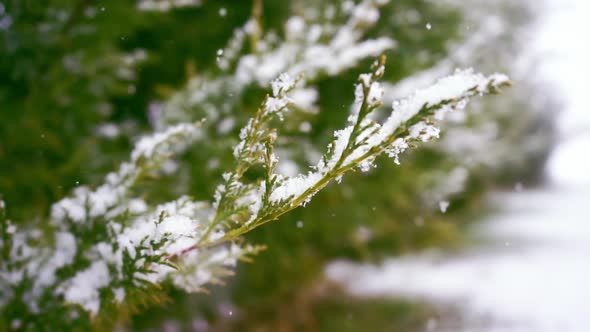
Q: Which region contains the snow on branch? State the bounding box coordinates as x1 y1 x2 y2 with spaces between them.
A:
264 59 510 209
51 122 203 226
169 56 510 262
157 0 394 128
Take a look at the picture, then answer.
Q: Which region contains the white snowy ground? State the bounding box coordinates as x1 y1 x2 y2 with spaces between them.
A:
326 0 590 331
326 188 590 331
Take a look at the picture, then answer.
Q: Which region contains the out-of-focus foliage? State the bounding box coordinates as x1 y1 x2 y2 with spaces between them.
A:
0 0 549 331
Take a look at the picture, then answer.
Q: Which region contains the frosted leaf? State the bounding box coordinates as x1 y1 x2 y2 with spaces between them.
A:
379 68 510 144
359 159 375 172
367 81 385 105
270 172 323 203
170 243 252 293
28 231 78 299
271 73 296 97
409 122 440 142
385 138 409 165
265 96 291 115
348 83 367 124
51 195 87 223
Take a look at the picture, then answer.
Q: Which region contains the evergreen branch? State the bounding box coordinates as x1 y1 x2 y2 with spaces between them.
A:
175 57 511 255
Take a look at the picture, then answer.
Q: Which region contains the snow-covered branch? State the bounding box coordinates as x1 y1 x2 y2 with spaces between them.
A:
156 0 394 129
